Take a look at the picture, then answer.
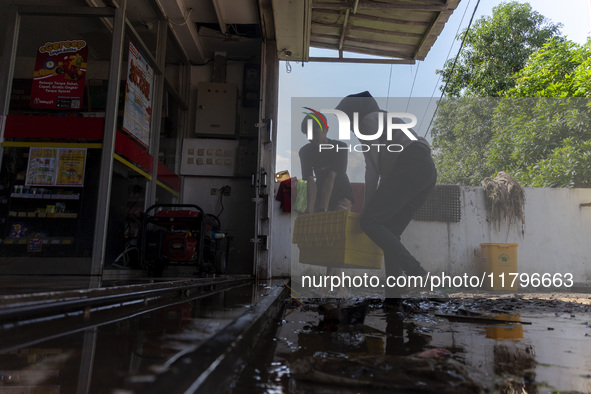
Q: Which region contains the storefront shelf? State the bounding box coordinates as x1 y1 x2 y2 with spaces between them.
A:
8 212 78 219
10 193 80 200
1 237 74 245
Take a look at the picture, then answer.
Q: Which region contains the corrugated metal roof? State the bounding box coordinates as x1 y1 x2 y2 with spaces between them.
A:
273 0 461 64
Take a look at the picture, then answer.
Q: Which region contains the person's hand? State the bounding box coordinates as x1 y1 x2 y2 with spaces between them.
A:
336 198 352 211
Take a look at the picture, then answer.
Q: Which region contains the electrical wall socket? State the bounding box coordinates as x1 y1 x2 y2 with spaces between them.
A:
210 187 231 196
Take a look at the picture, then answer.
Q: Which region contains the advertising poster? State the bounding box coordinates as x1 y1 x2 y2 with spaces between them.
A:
25 148 58 186
30 40 88 110
56 148 87 186
25 148 86 187
122 41 154 148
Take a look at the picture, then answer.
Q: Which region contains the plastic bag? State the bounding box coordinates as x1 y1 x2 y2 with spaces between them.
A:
294 179 307 213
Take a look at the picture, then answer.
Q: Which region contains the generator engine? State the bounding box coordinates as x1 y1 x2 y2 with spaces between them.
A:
141 204 226 276
163 231 198 262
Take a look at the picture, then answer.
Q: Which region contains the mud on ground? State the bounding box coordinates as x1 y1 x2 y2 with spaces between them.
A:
269 291 591 393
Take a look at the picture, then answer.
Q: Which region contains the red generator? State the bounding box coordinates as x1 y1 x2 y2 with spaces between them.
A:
140 204 224 276
163 232 198 262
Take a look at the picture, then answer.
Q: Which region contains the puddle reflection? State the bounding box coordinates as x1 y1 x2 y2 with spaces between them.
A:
2 291 590 393
0 283 259 393
270 299 591 393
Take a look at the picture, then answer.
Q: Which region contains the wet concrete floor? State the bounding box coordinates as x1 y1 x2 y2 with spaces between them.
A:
256 294 591 393
0 275 189 296
2 285 590 393
0 281 277 393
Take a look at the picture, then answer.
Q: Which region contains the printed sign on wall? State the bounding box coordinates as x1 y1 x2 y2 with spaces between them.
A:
56 148 87 186
26 148 87 187
122 41 154 148
30 40 88 110
25 148 58 186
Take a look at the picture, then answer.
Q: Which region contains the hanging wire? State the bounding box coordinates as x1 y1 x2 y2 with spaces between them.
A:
168 8 193 26
420 0 473 134
423 0 481 137
385 63 394 109
405 62 421 112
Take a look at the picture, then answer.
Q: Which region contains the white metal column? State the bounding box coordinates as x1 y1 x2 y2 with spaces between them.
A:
254 40 279 279
0 6 20 173
91 0 127 275
145 18 167 209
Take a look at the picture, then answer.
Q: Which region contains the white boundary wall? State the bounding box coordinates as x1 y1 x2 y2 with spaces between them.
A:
272 187 591 283
403 187 591 283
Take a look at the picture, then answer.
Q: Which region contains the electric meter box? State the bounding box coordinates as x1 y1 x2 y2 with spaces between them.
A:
195 82 237 136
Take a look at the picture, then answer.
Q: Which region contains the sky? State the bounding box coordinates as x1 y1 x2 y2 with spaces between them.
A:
275 0 591 178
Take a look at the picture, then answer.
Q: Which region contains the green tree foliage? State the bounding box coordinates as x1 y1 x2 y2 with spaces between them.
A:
487 97 591 187
508 37 591 97
432 2 591 188
437 2 561 97
432 98 497 186
486 39 591 187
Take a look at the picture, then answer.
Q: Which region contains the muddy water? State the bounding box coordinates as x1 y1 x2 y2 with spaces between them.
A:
2 286 590 393
0 282 262 393
266 297 591 393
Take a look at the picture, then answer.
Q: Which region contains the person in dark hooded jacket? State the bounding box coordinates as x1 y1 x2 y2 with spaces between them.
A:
335 92 437 296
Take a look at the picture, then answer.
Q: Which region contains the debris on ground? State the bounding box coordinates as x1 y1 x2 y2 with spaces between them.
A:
435 312 531 325
291 353 485 392
273 293 591 393
317 300 369 330
415 348 453 358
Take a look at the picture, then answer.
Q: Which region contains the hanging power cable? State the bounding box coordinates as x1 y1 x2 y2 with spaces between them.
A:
385 63 394 109
216 185 231 218
419 0 472 132
405 62 421 112
423 0 481 137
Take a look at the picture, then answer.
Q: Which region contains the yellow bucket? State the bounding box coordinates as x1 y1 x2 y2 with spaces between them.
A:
481 243 518 291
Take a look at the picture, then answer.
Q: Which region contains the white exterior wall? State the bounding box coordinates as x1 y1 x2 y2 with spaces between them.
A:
405 187 591 284
272 186 591 283
179 62 258 274
270 181 294 277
